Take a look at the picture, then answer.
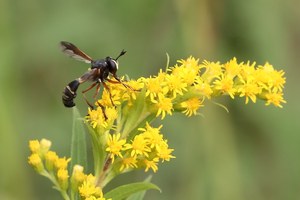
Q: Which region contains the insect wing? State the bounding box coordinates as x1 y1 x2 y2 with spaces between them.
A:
60 41 92 64
78 68 99 83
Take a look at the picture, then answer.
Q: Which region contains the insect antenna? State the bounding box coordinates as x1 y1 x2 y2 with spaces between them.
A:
115 49 127 60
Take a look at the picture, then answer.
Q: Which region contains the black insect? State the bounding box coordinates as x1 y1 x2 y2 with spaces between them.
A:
60 41 129 108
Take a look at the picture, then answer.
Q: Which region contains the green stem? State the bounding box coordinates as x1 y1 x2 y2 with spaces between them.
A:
99 169 118 188
40 171 70 200
95 157 113 188
70 191 75 200
61 191 71 200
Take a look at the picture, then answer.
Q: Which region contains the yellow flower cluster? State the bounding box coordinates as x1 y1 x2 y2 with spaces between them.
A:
105 123 175 173
207 58 286 106
79 175 111 200
83 56 286 179
28 139 110 200
85 57 286 130
86 106 118 130
28 56 286 199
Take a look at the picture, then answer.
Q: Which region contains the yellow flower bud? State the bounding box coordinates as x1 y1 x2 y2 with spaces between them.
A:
55 157 71 169
57 168 69 190
40 138 52 154
71 165 85 191
28 153 44 173
45 151 58 171
29 140 40 153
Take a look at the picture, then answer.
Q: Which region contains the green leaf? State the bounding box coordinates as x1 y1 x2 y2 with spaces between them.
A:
104 182 161 200
70 107 87 171
126 176 153 200
85 124 107 178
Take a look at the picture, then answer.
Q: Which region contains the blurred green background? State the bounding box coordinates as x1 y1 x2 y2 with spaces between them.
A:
1 0 299 199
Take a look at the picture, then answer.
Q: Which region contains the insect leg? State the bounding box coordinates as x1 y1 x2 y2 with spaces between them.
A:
93 82 101 99
82 82 98 109
96 101 108 120
82 82 108 120
108 75 135 91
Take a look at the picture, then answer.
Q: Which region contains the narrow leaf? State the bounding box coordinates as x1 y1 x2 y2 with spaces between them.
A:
70 107 87 170
104 182 161 200
126 176 153 200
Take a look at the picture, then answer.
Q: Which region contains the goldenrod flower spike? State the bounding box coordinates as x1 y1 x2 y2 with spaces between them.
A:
28 56 286 200
82 56 286 188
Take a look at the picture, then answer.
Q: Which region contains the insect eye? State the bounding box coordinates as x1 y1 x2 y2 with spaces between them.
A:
108 59 118 73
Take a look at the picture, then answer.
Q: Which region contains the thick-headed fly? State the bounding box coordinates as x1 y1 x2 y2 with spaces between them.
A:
60 41 129 108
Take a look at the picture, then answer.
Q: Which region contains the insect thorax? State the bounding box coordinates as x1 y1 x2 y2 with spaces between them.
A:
91 59 107 69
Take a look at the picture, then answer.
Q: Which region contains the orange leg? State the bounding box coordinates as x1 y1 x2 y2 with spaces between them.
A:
82 82 107 119
108 76 135 90
82 82 98 93
96 101 108 120
93 82 101 99
82 82 98 109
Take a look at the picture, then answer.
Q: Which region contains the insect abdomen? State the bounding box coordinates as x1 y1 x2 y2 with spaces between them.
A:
62 80 80 107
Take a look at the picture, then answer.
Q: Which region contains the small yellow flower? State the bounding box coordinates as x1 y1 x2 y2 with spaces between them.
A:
154 69 168 84
224 57 241 78
55 157 71 170
105 107 118 122
172 57 201 85
200 60 223 82
145 77 168 103
265 92 286 108
238 79 261 104
257 62 286 92
153 93 173 119
45 151 58 171
28 153 44 172
194 77 213 99
99 89 122 107
177 56 200 70
125 135 151 157
29 140 40 153
79 175 103 198
128 78 145 91
165 74 187 98
106 133 126 163
213 75 236 99
57 169 69 180
144 158 159 172
156 143 175 162
140 123 163 150
71 165 85 191
79 181 99 198
57 168 69 190
40 139 52 153
119 156 138 172
121 79 144 103
86 107 107 129
270 70 286 92
180 97 204 117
